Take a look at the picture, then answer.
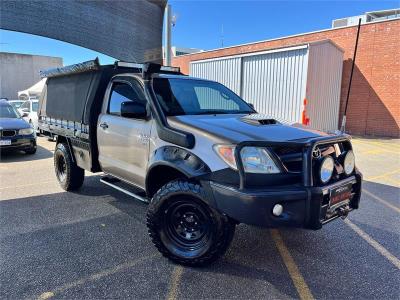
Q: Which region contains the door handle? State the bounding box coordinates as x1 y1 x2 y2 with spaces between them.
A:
99 122 108 129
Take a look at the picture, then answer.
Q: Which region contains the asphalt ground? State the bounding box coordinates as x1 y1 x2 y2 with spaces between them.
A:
0 136 399 300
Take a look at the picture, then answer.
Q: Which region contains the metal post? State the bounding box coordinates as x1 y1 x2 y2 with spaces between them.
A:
341 18 362 132
164 4 172 66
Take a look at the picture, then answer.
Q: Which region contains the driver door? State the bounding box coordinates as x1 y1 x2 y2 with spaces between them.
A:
97 78 151 189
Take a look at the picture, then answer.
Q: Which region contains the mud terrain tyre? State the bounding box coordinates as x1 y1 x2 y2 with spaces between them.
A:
54 142 84 191
147 180 235 266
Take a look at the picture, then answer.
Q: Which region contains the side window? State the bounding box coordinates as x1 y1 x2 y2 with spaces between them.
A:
108 81 146 117
32 102 39 112
194 86 239 111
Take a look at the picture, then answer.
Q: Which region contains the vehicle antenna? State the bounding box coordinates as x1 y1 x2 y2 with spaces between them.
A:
341 18 362 133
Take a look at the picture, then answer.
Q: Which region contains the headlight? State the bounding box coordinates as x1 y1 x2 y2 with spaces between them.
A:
319 156 334 184
343 150 355 175
240 147 280 174
19 128 34 135
213 145 237 170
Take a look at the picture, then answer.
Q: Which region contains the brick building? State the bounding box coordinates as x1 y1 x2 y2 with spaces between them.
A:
172 19 399 138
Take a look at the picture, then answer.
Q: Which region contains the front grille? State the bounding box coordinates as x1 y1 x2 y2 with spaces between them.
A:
273 146 303 173
0 130 16 137
272 140 353 186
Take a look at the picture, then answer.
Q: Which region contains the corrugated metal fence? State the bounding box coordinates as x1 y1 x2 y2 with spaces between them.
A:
241 48 308 124
190 42 343 131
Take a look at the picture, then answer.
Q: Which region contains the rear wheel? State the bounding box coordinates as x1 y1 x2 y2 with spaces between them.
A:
147 180 235 266
54 142 84 191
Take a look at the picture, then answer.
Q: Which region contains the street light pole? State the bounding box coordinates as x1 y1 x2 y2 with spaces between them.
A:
164 4 172 66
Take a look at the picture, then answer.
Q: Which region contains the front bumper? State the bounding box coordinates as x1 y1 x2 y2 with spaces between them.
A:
0 135 36 152
209 170 362 230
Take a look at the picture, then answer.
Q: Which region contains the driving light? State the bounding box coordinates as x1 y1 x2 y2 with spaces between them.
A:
343 150 355 175
19 128 34 135
272 204 283 216
213 145 237 170
319 156 334 184
240 147 280 174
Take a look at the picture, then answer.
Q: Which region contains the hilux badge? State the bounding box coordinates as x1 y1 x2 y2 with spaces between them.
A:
312 148 321 158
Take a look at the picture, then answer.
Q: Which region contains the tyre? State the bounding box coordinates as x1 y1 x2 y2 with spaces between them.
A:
25 145 37 155
54 142 84 191
48 134 57 142
147 180 235 266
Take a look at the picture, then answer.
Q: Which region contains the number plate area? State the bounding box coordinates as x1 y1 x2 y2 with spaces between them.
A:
329 183 352 209
0 140 11 146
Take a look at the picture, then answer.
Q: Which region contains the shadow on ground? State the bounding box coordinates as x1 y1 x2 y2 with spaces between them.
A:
0 145 53 162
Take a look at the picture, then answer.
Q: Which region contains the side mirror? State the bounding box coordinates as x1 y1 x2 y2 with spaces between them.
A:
120 101 147 119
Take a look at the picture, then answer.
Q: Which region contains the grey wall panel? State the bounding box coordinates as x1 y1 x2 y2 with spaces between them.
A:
307 42 344 131
0 53 62 99
0 0 166 63
190 57 241 95
241 48 308 123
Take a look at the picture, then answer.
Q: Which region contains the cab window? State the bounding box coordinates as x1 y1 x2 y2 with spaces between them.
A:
108 82 146 117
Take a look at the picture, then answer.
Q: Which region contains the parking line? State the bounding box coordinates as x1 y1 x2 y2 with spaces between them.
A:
365 168 400 182
344 219 400 269
270 229 314 300
35 253 159 300
166 266 184 300
363 189 400 214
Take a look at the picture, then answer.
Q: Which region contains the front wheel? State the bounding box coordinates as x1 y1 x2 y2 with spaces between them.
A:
54 142 84 191
25 140 37 154
147 180 235 266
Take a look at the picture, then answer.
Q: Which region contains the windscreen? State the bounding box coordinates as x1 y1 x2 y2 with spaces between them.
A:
153 78 254 116
0 105 19 118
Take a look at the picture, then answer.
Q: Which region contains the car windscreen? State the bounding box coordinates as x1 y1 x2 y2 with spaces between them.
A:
32 102 39 112
153 78 254 116
10 101 24 109
0 105 19 118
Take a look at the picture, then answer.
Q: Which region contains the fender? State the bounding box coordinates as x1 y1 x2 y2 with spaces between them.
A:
146 146 210 180
145 146 215 203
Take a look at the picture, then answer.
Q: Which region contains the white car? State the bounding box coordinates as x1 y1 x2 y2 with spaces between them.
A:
18 100 39 131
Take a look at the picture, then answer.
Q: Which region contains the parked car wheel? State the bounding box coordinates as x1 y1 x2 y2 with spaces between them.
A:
24 143 37 155
147 180 235 266
54 142 84 191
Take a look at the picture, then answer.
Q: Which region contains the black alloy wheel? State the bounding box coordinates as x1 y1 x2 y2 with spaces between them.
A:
163 197 214 256
55 151 67 182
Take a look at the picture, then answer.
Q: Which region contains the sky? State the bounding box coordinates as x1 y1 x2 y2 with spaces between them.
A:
0 0 398 65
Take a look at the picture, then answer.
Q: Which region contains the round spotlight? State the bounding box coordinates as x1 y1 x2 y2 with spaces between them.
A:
272 204 283 216
344 150 355 175
320 156 334 184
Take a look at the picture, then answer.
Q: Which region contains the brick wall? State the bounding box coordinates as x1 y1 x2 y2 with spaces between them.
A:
172 19 400 138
